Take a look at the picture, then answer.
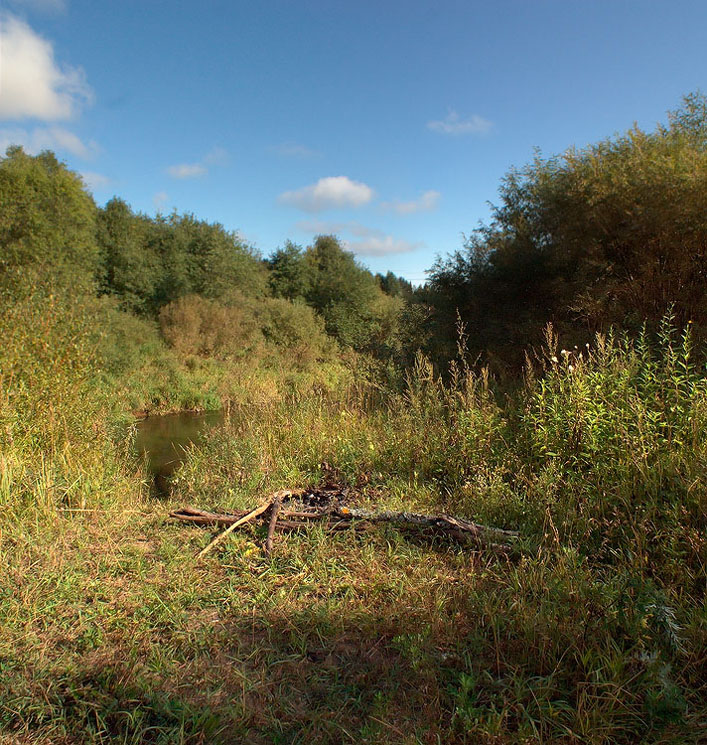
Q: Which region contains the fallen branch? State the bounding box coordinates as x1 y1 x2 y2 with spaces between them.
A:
196 492 284 559
171 487 518 554
264 494 282 556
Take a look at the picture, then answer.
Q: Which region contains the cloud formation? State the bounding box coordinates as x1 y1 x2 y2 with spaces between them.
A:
279 176 374 213
0 14 91 120
203 146 229 165
0 125 98 158
80 171 110 192
295 219 383 238
382 189 440 215
153 191 169 210
344 235 421 257
167 163 207 179
427 110 492 136
294 219 420 257
166 147 228 179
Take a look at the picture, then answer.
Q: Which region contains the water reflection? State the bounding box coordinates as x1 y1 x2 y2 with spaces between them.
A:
134 410 224 495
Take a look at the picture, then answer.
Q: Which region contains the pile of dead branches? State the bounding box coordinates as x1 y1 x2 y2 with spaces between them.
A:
170 487 519 558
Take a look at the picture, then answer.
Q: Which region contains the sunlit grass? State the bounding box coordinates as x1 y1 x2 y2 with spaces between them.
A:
0 292 704 743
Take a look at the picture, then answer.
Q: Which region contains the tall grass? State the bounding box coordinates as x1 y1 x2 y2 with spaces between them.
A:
1 289 704 743
171 314 705 742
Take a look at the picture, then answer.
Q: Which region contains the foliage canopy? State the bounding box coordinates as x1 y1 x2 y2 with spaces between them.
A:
426 93 707 370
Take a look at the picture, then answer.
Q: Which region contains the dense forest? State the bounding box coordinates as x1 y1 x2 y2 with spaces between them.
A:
0 97 705 744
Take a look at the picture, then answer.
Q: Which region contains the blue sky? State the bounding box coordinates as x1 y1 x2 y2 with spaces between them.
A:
1 0 705 282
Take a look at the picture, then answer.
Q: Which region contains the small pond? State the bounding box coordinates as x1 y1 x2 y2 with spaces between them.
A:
135 410 224 495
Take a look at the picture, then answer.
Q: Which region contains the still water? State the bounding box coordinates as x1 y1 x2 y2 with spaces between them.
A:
134 410 224 495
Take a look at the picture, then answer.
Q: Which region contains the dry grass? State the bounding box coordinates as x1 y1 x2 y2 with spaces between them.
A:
1 296 704 743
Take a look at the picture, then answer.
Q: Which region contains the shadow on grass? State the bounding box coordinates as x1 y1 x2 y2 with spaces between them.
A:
3 608 451 744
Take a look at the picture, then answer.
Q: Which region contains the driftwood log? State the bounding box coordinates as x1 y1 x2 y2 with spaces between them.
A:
171 488 518 557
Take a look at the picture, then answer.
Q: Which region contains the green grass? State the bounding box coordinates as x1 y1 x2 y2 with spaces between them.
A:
0 292 704 743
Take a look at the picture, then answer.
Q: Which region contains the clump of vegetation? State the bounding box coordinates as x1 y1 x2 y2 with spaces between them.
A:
159 294 262 359
423 92 707 372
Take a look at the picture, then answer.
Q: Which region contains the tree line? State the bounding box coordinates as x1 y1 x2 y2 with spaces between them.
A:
3 93 707 376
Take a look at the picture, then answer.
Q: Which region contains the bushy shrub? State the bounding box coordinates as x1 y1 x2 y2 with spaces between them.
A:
159 294 262 358
258 297 335 365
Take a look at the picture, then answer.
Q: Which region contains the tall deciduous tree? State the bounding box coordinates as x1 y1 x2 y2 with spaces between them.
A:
97 198 163 314
0 146 97 289
428 93 707 371
267 241 311 301
97 204 267 314
302 235 404 355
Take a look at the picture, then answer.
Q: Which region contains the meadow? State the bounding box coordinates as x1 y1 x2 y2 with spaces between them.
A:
0 286 704 744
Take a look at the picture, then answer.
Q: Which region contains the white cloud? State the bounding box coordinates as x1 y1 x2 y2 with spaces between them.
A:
153 191 168 210
344 235 421 257
166 163 207 179
271 142 321 159
295 219 419 255
0 125 98 158
203 146 228 165
166 147 227 178
0 13 91 120
382 189 440 215
233 228 258 248
80 171 110 191
279 176 374 213
427 110 492 136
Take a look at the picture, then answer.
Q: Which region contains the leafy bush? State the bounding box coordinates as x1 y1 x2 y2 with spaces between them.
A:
159 294 262 358
258 297 336 365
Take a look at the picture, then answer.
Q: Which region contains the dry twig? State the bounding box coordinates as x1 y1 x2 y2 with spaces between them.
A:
264 494 282 556
172 487 518 556
196 496 277 559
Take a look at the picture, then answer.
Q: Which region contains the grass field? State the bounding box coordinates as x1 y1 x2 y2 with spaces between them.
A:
0 299 704 744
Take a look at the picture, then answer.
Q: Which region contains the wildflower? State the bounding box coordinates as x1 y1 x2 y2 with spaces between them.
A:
568 364 574 372
551 355 558 363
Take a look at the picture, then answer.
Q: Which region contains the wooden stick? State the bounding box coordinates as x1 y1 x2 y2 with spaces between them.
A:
175 499 517 551
171 506 250 525
264 495 282 556
197 500 272 559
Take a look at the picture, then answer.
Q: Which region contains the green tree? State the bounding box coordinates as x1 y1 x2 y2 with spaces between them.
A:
98 207 268 314
97 198 163 314
0 146 97 289
267 240 311 300
304 235 379 349
171 214 267 299
377 270 413 298
427 93 707 371
302 235 405 355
